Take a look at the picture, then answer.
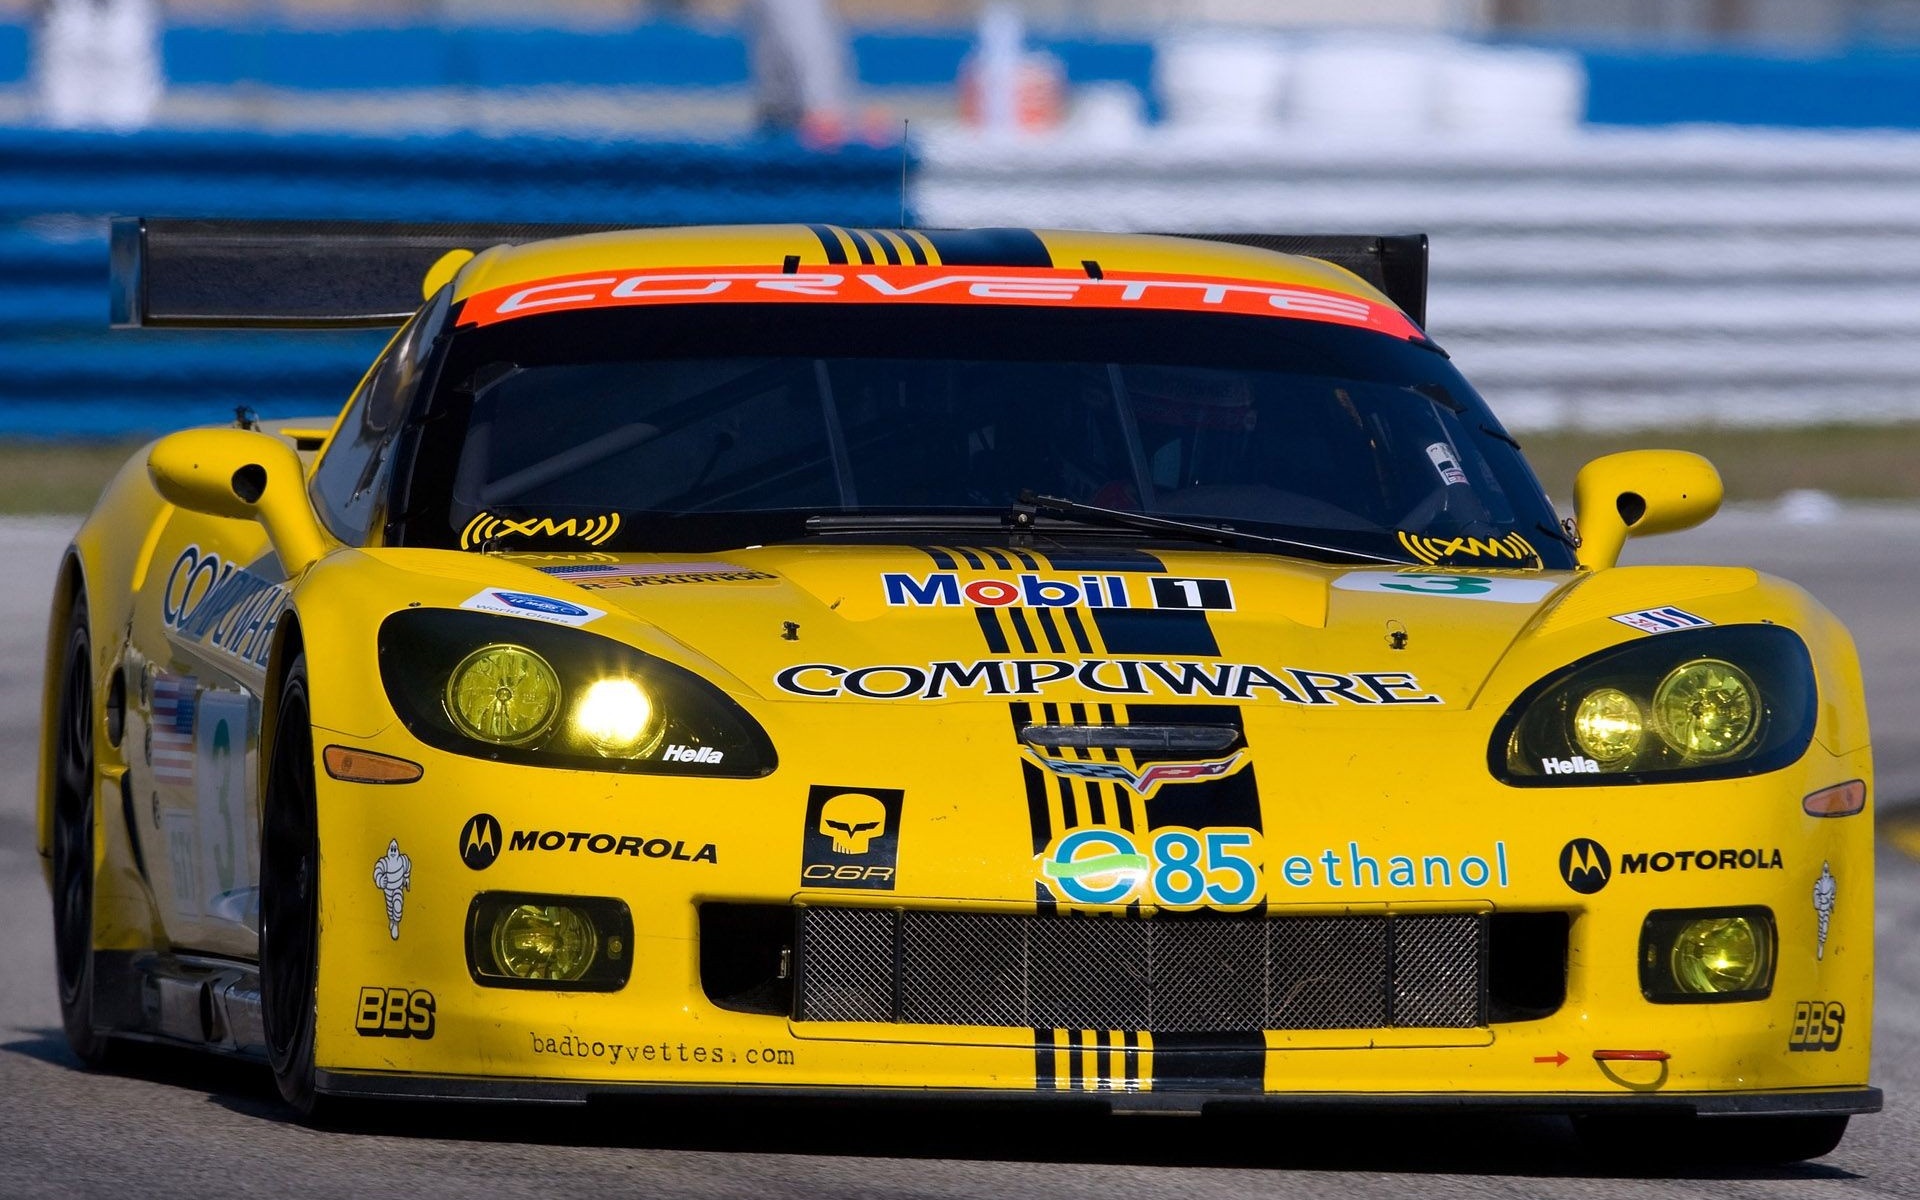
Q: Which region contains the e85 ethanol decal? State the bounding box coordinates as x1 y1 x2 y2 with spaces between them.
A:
1039 826 1263 910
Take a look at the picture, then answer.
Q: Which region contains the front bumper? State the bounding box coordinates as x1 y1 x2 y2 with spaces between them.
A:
309 702 1876 1105
314 1068 1882 1119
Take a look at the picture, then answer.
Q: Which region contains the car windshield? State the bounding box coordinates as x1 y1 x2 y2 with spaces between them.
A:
397 303 1572 569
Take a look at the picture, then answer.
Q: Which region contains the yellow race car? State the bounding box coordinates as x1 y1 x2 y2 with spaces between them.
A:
41 219 1876 1160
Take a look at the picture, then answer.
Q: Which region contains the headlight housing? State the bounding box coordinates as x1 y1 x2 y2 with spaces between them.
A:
1492 624 1815 786
379 609 775 776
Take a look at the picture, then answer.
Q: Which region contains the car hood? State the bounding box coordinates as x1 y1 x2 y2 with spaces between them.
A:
476 544 1594 711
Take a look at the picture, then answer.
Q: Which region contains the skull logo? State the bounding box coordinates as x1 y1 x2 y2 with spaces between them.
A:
820 793 886 855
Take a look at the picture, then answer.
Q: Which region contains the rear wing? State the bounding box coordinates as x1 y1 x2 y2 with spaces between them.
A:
109 217 637 329
110 218 1429 330
1165 232 1428 330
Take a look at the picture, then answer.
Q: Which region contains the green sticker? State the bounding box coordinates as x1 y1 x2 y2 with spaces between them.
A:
1378 575 1494 595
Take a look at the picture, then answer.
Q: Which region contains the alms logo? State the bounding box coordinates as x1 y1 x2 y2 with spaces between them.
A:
883 572 1232 611
1032 752 1244 797
490 592 590 618
1559 837 1612 894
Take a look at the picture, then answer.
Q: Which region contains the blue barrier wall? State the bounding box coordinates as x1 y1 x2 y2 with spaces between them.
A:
0 21 1154 92
0 129 911 438
8 20 1920 128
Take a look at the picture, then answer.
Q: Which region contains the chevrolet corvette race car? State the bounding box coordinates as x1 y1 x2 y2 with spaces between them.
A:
40 219 1876 1158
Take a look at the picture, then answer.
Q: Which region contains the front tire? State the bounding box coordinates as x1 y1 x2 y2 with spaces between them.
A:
50 591 110 1066
1574 1113 1850 1166
260 653 323 1116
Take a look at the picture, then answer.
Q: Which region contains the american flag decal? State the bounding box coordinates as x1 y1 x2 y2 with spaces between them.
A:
1611 606 1713 635
150 673 197 785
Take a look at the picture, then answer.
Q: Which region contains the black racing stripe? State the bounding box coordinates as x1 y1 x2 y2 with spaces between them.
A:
975 608 1009 654
1060 606 1093 653
1034 1030 1056 1090
1010 548 1039 569
919 228 1053 268
841 225 877 265
923 546 957 570
1036 548 1164 573
1055 772 1077 829
806 223 847 265
982 546 1012 570
1086 780 1106 827
1036 548 1221 657
1033 607 1066 654
1093 609 1219 656
865 228 903 265
1149 1032 1265 1093
1020 760 1056 908
957 546 984 569
1065 1029 1084 1088
1006 607 1039 654
1095 1030 1113 1090
902 229 934 265
1122 1030 1141 1091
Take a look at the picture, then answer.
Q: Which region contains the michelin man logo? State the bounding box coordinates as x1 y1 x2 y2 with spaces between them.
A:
1812 860 1836 960
373 839 412 940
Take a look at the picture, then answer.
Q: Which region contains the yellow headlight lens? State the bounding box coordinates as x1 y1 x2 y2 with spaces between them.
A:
573 677 658 757
1572 686 1643 766
1669 915 1767 994
1653 658 1758 761
490 903 597 981
445 644 560 746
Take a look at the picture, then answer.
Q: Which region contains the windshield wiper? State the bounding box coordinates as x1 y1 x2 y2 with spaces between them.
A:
1015 491 1405 565
802 513 1022 536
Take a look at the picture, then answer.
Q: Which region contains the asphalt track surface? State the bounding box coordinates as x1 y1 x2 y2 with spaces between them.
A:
0 508 1915 1198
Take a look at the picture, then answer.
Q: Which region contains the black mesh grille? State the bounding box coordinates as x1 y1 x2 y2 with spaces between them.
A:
795 909 1488 1031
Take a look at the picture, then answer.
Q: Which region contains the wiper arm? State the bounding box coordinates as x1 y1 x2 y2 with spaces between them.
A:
802 512 1022 535
1015 491 1405 565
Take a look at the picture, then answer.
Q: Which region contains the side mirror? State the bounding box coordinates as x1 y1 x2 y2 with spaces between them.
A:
148 428 333 575
1572 449 1722 570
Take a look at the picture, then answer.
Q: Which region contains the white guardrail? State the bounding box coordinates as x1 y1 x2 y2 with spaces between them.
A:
917 128 1920 431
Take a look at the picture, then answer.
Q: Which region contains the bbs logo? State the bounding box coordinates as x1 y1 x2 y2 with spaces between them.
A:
356 986 435 1039
1787 1000 1844 1052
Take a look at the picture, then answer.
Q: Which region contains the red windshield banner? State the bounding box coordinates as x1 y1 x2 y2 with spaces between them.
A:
455 264 1422 338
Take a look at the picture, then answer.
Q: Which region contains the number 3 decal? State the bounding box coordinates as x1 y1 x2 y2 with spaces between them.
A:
1377 574 1494 595
1333 572 1564 604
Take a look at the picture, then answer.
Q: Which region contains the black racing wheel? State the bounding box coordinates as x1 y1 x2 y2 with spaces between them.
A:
260 653 324 1116
51 591 110 1067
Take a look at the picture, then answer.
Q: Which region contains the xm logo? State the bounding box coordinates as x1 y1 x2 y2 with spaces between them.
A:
1031 752 1244 797
1396 530 1540 568
1559 838 1611 894
460 511 621 550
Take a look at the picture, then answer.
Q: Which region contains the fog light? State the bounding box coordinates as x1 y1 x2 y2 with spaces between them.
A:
491 903 596 981
1572 687 1643 766
1670 916 1765 994
1653 658 1758 761
573 677 658 757
1640 906 1774 1002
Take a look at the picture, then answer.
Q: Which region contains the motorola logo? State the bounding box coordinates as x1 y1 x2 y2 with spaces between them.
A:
460 813 502 870
1559 838 1612 895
